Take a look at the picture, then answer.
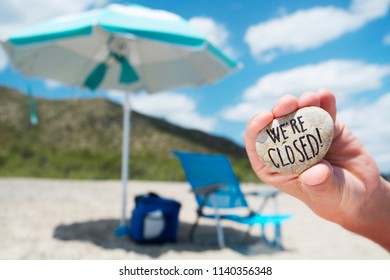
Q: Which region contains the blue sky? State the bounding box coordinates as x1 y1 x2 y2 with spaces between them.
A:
1 0 390 172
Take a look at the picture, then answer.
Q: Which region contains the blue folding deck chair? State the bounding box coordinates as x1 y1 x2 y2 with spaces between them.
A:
173 150 291 249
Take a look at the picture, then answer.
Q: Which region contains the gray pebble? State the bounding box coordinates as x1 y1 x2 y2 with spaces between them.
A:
256 106 334 175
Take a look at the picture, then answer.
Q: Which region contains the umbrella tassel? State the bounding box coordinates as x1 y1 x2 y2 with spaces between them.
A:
117 55 139 84
83 53 138 90
83 62 107 90
28 87 38 126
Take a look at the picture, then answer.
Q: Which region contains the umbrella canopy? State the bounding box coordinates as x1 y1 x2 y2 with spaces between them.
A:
1 4 240 235
2 4 239 92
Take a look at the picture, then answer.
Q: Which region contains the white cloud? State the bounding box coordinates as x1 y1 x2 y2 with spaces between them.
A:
44 79 63 90
106 90 216 132
350 0 390 20
0 0 105 39
221 59 390 121
245 0 390 62
245 60 390 100
338 92 390 173
189 16 237 58
384 32 390 45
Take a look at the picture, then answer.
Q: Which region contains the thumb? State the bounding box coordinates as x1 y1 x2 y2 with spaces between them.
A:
300 160 334 189
298 160 342 218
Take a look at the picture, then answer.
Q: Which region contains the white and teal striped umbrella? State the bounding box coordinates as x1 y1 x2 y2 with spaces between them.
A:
1 4 240 236
2 4 239 93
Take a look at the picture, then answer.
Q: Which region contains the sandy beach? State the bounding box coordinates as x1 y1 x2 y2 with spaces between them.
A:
0 178 388 260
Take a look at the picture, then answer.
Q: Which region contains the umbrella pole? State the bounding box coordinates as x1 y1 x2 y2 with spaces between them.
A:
115 91 132 236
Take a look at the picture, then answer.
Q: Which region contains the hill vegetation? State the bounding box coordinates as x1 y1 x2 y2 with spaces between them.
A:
0 86 259 182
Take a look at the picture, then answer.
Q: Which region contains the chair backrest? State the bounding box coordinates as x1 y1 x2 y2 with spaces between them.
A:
173 150 248 209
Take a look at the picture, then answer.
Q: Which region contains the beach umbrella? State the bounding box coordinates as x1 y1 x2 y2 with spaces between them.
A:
1 4 240 235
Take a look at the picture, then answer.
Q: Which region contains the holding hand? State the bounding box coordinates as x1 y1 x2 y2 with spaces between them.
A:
244 89 390 251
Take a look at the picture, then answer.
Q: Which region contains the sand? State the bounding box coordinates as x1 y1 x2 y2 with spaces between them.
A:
0 178 388 260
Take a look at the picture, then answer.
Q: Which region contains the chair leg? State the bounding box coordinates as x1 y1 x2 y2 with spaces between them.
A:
261 222 283 249
189 215 201 242
273 223 283 249
245 225 252 238
215 215 225 248
189 214 226 248
211 197 226 248
257 196 270 213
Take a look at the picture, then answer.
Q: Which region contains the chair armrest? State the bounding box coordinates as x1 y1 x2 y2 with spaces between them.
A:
245 188 279 199
191 184 226 196
245 187 280 214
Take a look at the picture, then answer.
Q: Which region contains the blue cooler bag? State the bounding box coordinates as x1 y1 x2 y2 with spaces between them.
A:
129 193 181 244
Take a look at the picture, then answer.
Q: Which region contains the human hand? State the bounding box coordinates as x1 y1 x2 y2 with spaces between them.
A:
244 89 390 250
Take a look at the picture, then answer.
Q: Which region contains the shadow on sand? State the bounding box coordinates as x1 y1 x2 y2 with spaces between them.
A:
53 218 285 257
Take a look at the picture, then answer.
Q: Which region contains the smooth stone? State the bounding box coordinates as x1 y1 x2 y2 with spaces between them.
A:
256 106 334 175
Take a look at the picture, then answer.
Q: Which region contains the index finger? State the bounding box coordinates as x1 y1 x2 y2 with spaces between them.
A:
244 111 273 171
317 88 337 122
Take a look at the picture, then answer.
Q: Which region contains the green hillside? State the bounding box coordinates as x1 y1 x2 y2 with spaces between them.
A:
0 86 259 182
